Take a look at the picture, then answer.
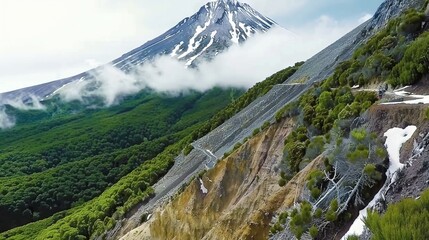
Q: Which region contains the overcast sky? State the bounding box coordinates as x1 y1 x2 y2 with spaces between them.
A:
0 0 383 93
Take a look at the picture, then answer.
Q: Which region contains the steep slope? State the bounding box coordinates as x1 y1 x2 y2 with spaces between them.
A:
3 0 427 239
118 0 426 235
0 64 300 240
1 0 275 101
117 0 429 239
286 0 425 85
366 104 429 202
122 118 324 240
100 65 303 240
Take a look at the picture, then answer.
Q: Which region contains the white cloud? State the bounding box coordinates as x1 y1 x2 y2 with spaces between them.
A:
58 15 364 106
358 13 373 24
0 107 15 129
0 89 47 128
0 0 203 93
0 94 45 129
1 96 46 111
59 27 300 105
0 0 379 128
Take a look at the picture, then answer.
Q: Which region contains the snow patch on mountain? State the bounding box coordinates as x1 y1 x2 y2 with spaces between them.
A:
384 126 417 182
170 42 184 57
342 125 417 239
2 0 277 102
186 31 218 66
228 12 240 44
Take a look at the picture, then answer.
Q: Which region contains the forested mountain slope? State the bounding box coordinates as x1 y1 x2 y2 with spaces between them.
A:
0 63 301 240
2 0 429 239
0 88 243 232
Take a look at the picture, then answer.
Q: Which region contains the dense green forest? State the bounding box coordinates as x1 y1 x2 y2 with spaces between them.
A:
0 64 301 239
0 87 243 232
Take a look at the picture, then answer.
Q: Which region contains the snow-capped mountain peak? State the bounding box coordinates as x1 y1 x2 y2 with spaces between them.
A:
2 0 277 100
113 0 277 68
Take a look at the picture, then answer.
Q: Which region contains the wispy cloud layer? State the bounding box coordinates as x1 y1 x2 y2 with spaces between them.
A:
0 10 371 128
58 15 364 105
0 108 15 129
0 95 46 129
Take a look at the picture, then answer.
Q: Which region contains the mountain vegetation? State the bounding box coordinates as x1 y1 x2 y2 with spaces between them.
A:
365 188 429 240
270 7 429 239
327 8 429 88
0 88 242 232
2 1 429 240
0 63 302 239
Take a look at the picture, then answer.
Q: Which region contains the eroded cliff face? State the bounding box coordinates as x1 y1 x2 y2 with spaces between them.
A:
121 118 324 240
366 104 429 203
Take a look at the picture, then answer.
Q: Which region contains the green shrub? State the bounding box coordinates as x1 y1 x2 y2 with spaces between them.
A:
364 164 382 180
183 144 194 156
365 189 429 240
275 102 299 122
325 199 338 222
261 121 271 130
309 225 318 239
279 212 289 224
290 201 313 239
278 178 287 187
389 32 429 86
233 142 242 150
306 170 324 200
252 128 261 136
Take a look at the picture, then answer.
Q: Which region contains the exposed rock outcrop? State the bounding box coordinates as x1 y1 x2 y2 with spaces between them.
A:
121 119 325 240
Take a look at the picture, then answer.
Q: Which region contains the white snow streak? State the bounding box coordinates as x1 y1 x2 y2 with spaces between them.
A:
384 126 417 182
239 22 253 38
179 10 213 59
382 87 429 105
199 178 208 194
170 41 184 57
342 126 417 239
186 31 217 66
394 86 411 92
255 15 271 27
228 12 239 44
47 80 78 99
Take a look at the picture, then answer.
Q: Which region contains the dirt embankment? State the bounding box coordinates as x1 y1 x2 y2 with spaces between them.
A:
121 118 325 240
366 104 428 158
